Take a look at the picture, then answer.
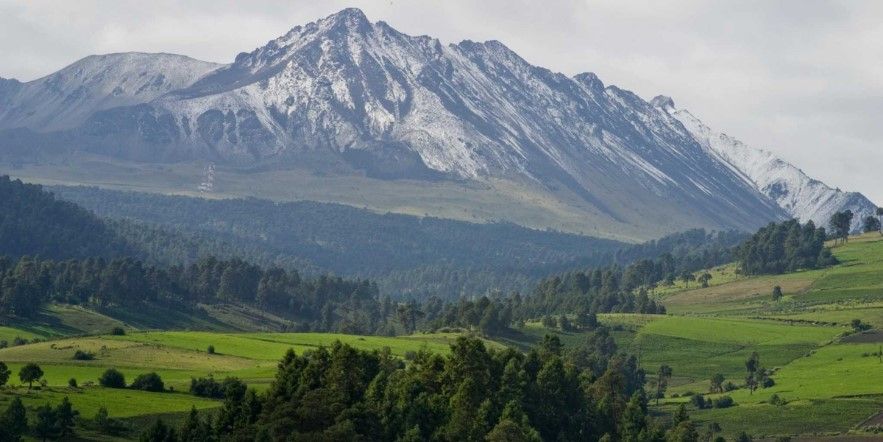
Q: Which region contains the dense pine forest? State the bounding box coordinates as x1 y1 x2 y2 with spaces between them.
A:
142 335 685 441
0 176 767 336
0 177 135 259
736 219 835 275
50 186 746 298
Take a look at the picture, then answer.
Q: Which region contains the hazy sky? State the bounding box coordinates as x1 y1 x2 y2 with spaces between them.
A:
1 0 881 203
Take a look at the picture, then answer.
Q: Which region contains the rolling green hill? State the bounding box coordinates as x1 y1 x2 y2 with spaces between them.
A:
1 234 882 440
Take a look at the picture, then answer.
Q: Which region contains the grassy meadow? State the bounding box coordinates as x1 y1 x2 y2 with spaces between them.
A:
1 234 882 439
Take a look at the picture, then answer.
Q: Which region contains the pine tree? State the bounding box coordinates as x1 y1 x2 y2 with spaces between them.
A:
1 397 28 439
33 403 58 442
55 396 79 437
0 361 11 387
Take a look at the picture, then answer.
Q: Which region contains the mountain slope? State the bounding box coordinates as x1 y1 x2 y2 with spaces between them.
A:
0 53 221 131
3 8 870 239
0 9 786 239
654 96 877 232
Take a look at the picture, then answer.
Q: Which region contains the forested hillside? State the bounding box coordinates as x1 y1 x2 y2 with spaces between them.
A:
0 177 133 260
51 185 746 298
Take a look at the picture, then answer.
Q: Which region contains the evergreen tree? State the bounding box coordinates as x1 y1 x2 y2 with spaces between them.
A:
863 216 881 234
0 361 10 387
33 403 58 442
141 418 178 442
877 207 883 236
1 397 28 439
55 396 79 438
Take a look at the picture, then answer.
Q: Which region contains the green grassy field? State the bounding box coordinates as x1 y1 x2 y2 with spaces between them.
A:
0 327 481 440
1 234 882 440
500 235 883 438
642 234 883 438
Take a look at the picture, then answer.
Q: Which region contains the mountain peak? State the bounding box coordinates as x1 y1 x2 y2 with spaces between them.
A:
574 72 605 91
651 95 675 110
321 7 371 30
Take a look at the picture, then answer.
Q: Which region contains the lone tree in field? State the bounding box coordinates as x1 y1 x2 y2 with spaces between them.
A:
772 285 783 301
679 272 696 288
99 368 126 389
710 373 725 393
698 272 712 288
863 216 881 234
19 363 43 390
745 352 760 394
656 365 673 405
829 210 854 244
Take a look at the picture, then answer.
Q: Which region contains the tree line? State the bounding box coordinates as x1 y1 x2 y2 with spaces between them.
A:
736 219 835 275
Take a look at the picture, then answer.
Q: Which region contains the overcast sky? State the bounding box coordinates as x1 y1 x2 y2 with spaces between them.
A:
1 0 881 203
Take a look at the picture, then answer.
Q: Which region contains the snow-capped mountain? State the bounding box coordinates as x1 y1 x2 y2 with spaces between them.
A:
0 53 221 131
0 8 872 239
654 97 877 232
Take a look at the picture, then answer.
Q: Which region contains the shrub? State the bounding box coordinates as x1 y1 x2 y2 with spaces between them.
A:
207 345 216 354
769 393 787 406
68 378 78 388
713 396 735 408
110 327 126 336
73 350 95 360
736 431 753 442
404 350 417 361
190 376 244 399
723 381 738 392
99 368 126 388
851 319 872 332
12 336 28 346
761 377 775 388
131 372 164 392
0 339 7 349
690 394 709 409
772 285 783 301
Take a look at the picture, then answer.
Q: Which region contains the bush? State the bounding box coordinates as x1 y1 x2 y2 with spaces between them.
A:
190 376 245 399
713 396 735 409
690 394 709 409
12 336 28 346
73 350 95 360
736 431 753 442
761 377 775 388
131 372 164 392
772 285 783 301
68 378 78 388
0 339 7 349
769 393 787 406
723 381 738 392
207 345 215 354
404 350 417 361
99 368 126 388
110 327 126 336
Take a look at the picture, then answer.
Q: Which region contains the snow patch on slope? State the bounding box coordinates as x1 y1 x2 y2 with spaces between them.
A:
659 98 877 231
